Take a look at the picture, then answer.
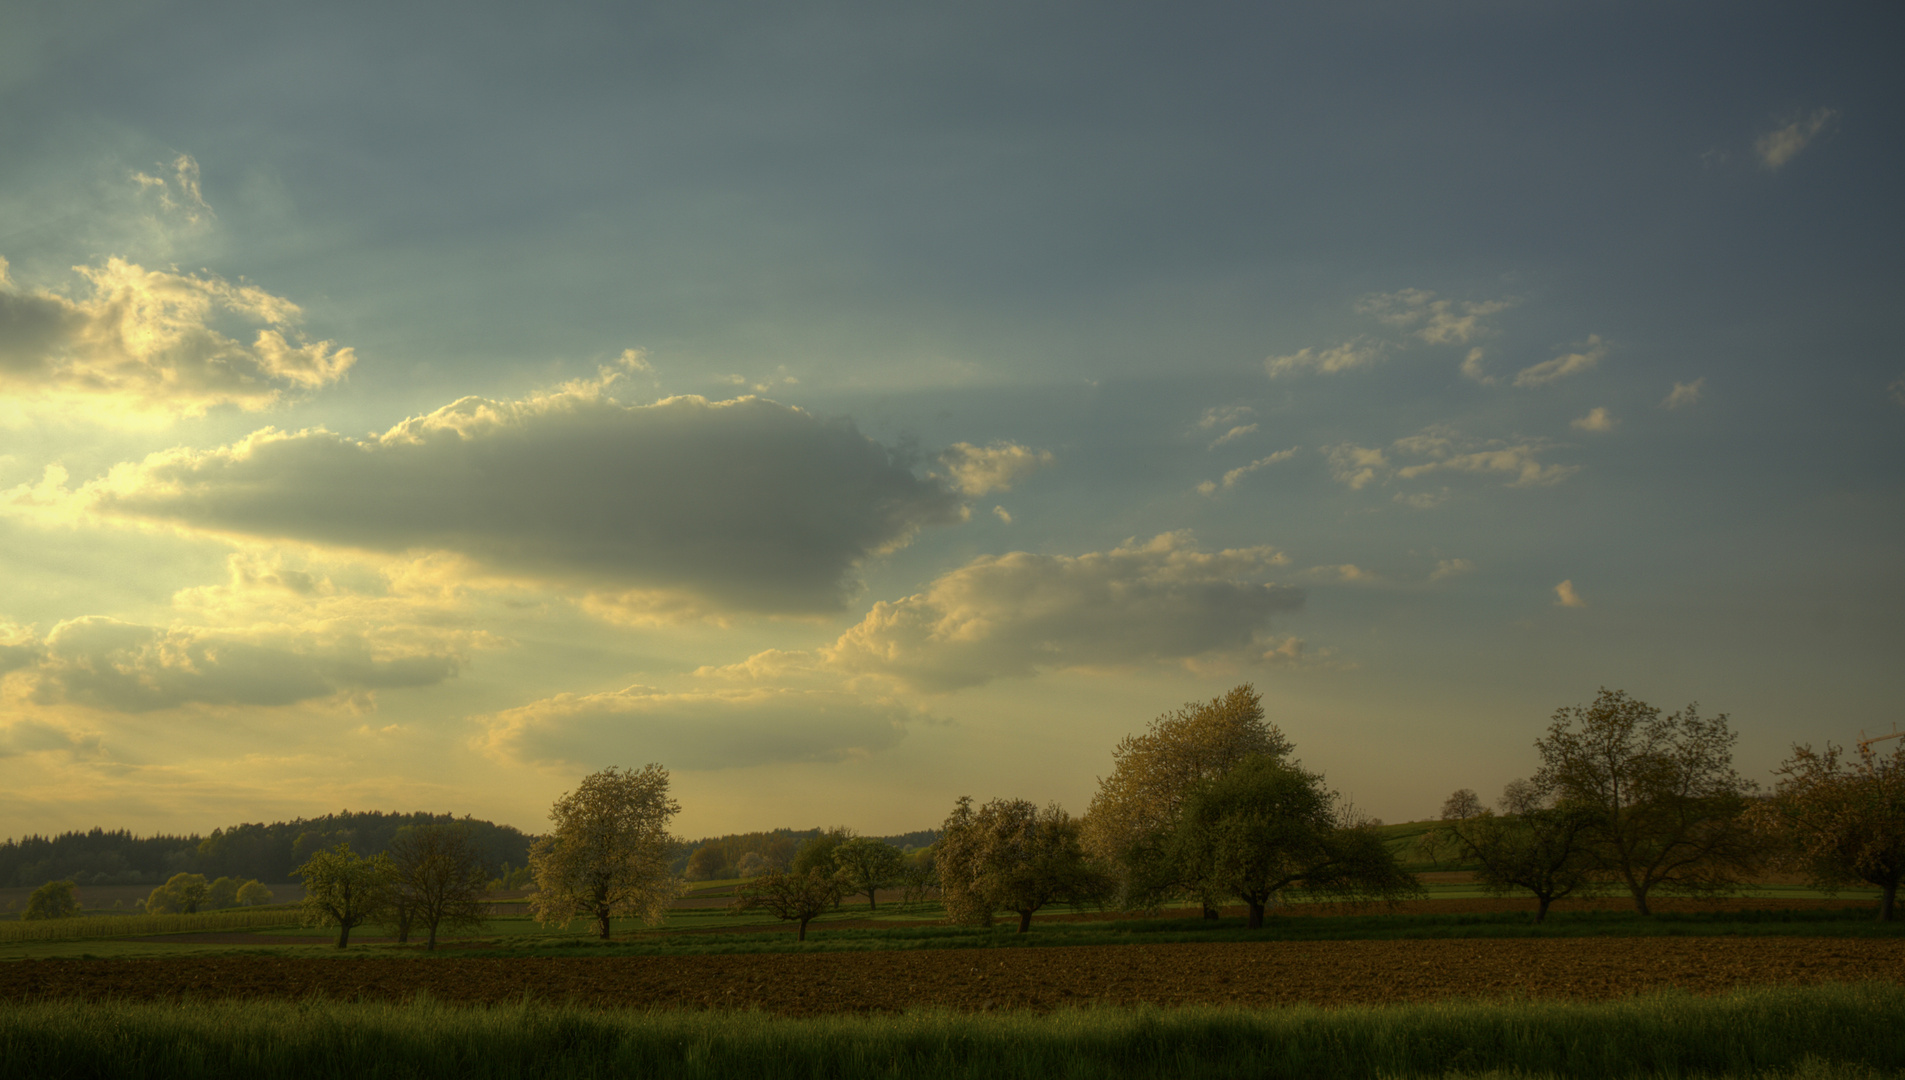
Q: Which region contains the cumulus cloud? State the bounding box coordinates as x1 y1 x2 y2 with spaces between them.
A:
0 255 355 418
1662 379 1705 409
1265 340 1384 378
1514 336 1606 388
1196 447 1300 495
1460 348 1493 384
1328 428 1576 493
477 685 916 770
935 442 1055 497
991 505 1012 524
1 616 457 714
1303 564 1377 584
1571 407 1618 433
1756 109 1837 170
1554 580 1586 608
19 388 966 616
815 532 1303 691
1357 289 1516 345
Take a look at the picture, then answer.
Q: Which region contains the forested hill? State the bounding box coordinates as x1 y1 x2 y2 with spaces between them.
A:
0 812 537 888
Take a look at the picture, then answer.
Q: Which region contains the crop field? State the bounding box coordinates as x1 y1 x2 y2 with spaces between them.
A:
5 936 1902 1014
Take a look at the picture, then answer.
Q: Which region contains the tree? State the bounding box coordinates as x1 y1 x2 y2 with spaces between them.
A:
898 847 939 910
1083 684 1291 913
205 876 242 910
1172 754 1419 929
1427 781 1599 922
295 843 395 948
731 868 845 941
1534 688 1759 915
831 836 906 910
1750 740 1905 921
236 880 274 906
387 823 492 949
23 880 80 920
938 797 1111 932
790 828 852 877
144 872 211 915
528 764 682 939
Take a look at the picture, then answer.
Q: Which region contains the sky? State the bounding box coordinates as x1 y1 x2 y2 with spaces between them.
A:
0 0 1900 841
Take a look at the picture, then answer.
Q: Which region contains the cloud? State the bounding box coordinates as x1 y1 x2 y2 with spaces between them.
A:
1514 336 1606 388
1196 447 1300 495
1303 564 1377 584
131 154 214 232
1662 378 1705 409
0 717 103 760
21 388 967 616
1195 404 1255 431
1329 428 1576 492
1357 289 1516 345
1429 558 1475 581
1571 407 1618 433
1460 348 1493 384
1892 378 1905 408
0 255 355 419
991 505 1012 524
1265 340 1384 378
815 532 1303 692
1208 423 1257 449
1554 580 1586 608
1324 445 1388 491
2 615 458 714
1755 109 1837 170
477 685 916 771
935 441 1055 497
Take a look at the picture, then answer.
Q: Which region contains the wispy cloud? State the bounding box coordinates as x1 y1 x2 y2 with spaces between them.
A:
936 442 1055 496
1662 378 1705 409
1553 580 1586 608
1429 558 1474 582
1357 289 1516 345
1266 340 1384 379
1195 447 1299 495
1571 407 1617 433
1756 108 1837 170
1514 335 1606 388
1208 423 1257 449
1460 348 1493 384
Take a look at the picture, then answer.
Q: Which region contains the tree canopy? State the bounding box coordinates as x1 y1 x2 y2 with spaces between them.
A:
939 797 1111 932
388 823 492 949
1750 739 1905 921
1429 781 1599 922
731 868 845 940
1172 754 1418 928
1083 684 1290 909
23 880 80 920
295 843 395 948
1534 688 1759 914
528 764 682 939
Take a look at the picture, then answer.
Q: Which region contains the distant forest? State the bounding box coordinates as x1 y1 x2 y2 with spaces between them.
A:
0 812 537 888
2 816 940 888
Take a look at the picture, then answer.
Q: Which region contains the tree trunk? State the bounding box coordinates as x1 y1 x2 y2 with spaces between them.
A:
1202 903 1219 920
1017 910 1032 934
797 916 810 941
426 922 438 951
1246 901 1264 930
1880 882 1897 923
336 923 351 949
596 909 612 939
1534 896 1551 923
1632 888 1651 916
867 888 877 911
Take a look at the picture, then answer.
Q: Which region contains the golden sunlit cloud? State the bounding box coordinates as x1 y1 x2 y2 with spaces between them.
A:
1662 378 1706 409
0 255 354 420
1514 335 1606 388
1554 580 1586 608
1571 407 1618 433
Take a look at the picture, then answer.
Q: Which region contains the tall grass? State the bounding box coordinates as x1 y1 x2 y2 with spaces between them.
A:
0 983 1899 1079
0 907 298 944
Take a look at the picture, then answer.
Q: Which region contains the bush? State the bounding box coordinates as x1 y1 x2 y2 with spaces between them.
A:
22 880 80 920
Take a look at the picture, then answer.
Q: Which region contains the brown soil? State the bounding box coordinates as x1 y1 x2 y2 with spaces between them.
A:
3 938 1901 1015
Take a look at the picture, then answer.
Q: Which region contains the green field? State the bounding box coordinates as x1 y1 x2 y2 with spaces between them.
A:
1 984 1900 1079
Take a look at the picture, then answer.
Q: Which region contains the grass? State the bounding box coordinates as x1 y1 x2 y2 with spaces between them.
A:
0 983 1900 1079
0 906 300 945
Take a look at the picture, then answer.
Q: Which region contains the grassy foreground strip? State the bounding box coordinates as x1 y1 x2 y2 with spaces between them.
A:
1 983 1900 1079
0 908 298 944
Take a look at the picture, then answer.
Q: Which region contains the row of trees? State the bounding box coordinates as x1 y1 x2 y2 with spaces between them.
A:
1432 688 1905 921
294 824 492 948
17 873 275 920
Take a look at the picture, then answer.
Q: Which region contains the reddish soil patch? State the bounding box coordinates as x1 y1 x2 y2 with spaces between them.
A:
3 938 1900 1015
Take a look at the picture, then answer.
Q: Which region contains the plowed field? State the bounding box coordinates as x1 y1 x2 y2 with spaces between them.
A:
4 939 1901 1015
